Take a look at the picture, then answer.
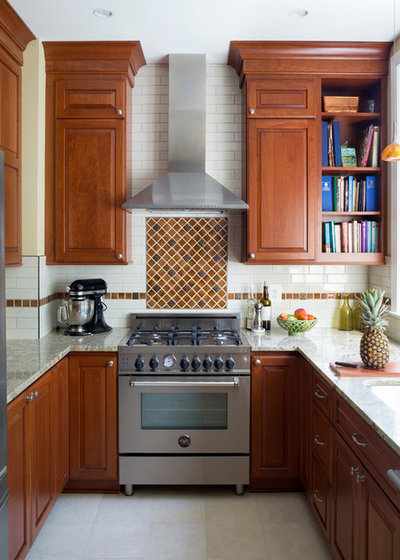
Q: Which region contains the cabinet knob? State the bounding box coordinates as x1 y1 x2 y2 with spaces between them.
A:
248 253 255 259
29 392 35 402
25 395 31 403
254 359 261 366
34 391 39 399
107 361 114 367
313 490 323 503
116 109 123 115
116 253 123 260
248 108 255 115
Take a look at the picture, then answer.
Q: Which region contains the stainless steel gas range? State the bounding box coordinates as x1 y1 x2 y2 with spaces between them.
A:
118 314 250 495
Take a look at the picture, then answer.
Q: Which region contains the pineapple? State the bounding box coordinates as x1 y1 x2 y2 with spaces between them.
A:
358 289 390 369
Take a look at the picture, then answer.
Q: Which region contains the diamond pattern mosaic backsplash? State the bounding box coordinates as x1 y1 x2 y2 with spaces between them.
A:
146 217 228 309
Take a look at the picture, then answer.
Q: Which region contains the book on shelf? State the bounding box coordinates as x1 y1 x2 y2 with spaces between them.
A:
322 220 379 253
368 126 380 168
322 177 333 211
322 121 329 166
340 147 357 167
328 123 335 166
365 175 378 211
332 122 342 167
358 124 374 167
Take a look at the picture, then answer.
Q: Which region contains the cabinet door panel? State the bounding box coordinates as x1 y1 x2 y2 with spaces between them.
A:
247 77 316 117
51 358 69 495
56 78 125 118
55 120 126 264
311 458 330 538
7 393 30 560
247 119 316 263
251 354 300 490
4 164 20 259
332 434 359 560
359 473 400 560
68 354 118 488
30 373 54 542
0 60 19 157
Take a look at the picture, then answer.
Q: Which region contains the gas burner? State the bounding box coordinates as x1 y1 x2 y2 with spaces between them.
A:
197 327 242 347
127 328 175 346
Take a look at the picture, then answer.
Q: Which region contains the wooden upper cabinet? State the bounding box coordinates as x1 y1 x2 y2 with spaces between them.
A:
228 41 391 265
246 77 316 118
55 77 126 119
55 119 125 264
0 0 35 266
43 42 145 265
247 118 317 263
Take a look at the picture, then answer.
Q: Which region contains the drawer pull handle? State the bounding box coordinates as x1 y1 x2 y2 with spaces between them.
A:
352 433 367 447
314 389 326 400
356 473 366 484
313 490 323 503
350 466 359 476
314 435 325 446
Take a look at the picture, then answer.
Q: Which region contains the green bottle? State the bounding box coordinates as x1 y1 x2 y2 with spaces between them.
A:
339 294 354 331
353 302 363 331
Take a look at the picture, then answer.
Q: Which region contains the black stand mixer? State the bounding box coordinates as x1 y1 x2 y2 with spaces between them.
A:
58 279 112 336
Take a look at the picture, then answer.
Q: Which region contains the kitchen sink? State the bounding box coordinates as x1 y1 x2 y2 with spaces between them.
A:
363 379 400 410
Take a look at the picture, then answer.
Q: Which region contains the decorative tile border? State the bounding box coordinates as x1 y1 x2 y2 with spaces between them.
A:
6 292 147 308
228 292 363 301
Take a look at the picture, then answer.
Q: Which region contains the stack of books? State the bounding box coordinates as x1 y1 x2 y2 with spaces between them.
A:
323 221 379 253
322 176 378 212
322 121 380 168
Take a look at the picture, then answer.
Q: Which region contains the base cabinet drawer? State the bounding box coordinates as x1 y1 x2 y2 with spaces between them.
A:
311 457 331 538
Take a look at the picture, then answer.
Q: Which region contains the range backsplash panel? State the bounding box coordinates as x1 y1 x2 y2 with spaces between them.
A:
146 217 228 309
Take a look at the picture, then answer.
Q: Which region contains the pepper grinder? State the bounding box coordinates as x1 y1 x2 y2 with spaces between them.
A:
252 301 265 333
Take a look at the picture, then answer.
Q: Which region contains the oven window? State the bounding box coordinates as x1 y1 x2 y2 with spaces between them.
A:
141 393 228 429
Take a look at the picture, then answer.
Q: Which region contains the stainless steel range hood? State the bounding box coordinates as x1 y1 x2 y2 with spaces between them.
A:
123 54 248 211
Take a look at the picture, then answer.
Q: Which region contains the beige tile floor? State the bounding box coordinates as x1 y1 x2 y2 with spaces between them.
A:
25 487 333 560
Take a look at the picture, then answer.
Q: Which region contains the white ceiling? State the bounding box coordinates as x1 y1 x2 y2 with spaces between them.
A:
8 0 399 63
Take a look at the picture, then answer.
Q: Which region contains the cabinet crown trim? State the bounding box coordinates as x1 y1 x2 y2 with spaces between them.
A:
0 0 35 57
228 41 392 79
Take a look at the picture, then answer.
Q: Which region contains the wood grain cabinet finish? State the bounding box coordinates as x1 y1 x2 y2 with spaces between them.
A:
67 353 118 491
43 42 145 265
7 389 31 560
250 353 301 490
7 361 69 560
246 77 316 118
246 118 317 263
299 360 312 493
228 41 391 265
0 0 35 266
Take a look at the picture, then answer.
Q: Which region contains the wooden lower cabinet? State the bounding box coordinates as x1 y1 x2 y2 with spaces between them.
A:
67 353 118 491
332 432 400 560
250 353 301 490
299 360 312 493
7 359 69 560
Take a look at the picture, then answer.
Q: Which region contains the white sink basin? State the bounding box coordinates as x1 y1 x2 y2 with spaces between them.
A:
363 380 400 410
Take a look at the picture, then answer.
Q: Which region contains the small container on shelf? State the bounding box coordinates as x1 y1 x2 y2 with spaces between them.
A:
323 96 359 113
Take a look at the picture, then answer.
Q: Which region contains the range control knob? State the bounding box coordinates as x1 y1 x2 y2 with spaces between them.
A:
226 357 235 371
192 357 201 371
135 356 145 372
214 356 224 371
203 356 212 371
180 356 190 371
149 357 159 371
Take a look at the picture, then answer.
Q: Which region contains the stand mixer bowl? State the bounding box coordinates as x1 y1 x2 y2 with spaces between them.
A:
58 298 95 335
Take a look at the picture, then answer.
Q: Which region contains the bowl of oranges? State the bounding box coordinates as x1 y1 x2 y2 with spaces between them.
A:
276 308 317 336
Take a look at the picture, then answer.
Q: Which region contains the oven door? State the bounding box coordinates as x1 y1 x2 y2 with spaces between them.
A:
119 375 250 454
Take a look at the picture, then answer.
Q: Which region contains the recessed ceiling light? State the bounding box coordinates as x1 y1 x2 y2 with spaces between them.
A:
289 8 309 18
93 8 113 18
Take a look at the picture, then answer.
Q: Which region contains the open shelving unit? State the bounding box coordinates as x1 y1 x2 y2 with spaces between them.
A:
318 76 387 264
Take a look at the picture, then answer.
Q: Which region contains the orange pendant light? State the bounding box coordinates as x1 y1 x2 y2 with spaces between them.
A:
382 123 400 161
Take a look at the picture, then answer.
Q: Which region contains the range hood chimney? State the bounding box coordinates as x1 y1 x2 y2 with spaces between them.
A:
123 54 248 211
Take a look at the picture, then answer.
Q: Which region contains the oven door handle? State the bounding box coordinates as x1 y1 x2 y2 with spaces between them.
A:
129 378 240 388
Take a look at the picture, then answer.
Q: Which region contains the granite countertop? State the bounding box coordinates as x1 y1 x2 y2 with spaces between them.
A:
6 328 130 403
6 326 400 459
242 328 400 456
